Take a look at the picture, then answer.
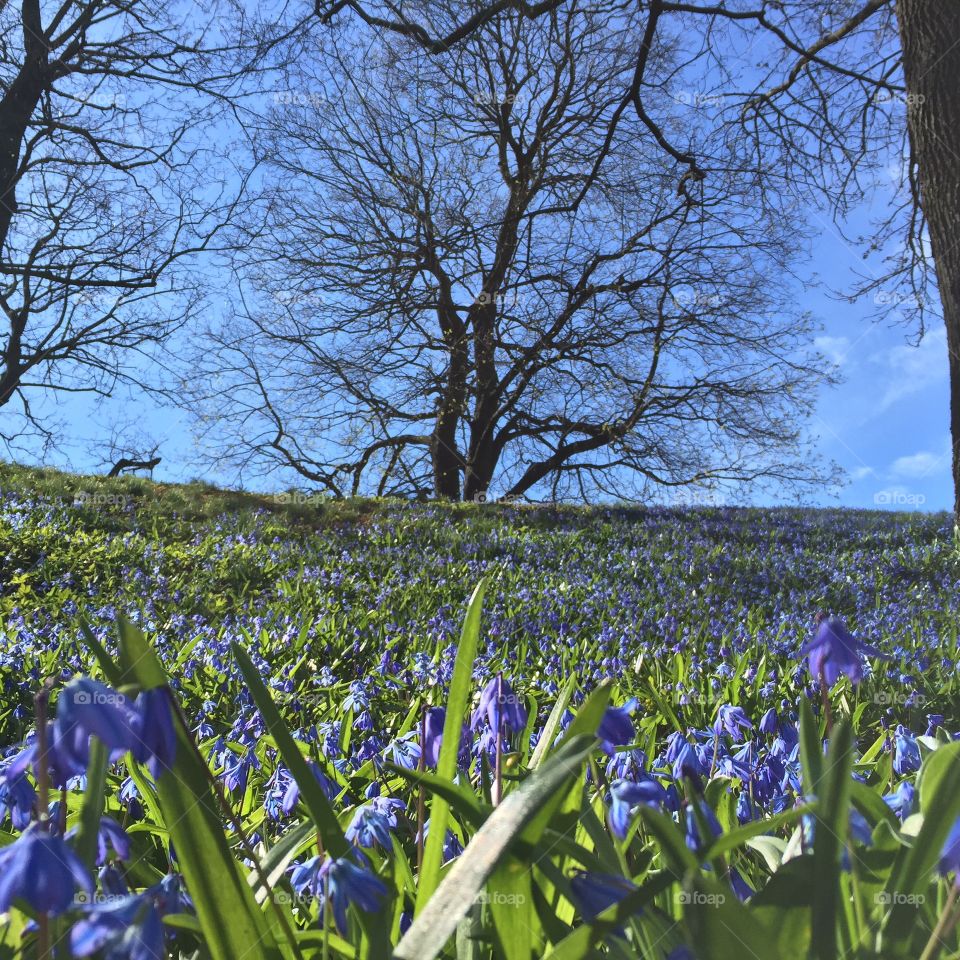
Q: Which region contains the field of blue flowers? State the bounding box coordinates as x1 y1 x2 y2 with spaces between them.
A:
1 480 960 960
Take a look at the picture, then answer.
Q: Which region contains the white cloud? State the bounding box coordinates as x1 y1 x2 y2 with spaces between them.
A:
888 440 951 479
872 327 947 411
848 465 874 481
815 336 852 368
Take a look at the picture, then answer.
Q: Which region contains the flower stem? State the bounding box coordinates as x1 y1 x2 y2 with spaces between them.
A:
34 681 53 960
416 711 427 873
818 664 833 733
919 883 960 960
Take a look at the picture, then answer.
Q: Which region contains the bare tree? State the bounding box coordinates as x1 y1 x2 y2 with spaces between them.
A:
191 4 834 501
315 0 960 514
0 0 292 447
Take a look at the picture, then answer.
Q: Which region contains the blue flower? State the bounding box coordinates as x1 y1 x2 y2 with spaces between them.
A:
282 760 341 814
608 778 667 839
569 870 638 922
883 781 916 821
422 707 446 767
96 816 132 865
346 804 397 851
713 705 753 742
939 818 960 878
0 825 93 915
800 618 888 687
892 726 921 776
759 708 778 736
53 679 139 773
132 688 177 779
290 854 387 933
926 714 945 736
684 800 722 855
672 740 707 782
471 675 527 734
598 701 637 753
0 767 35 830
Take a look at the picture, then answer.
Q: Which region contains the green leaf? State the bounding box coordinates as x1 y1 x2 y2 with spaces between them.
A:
104 620 285 960
232 641 348 857
637 805 698 874
250 820 317 904
489 858 535 960
686 873 786 960
881 741 960 949
705 802 816 861
556 680 612 750
394 734 596 960
416 578 487 912
387 763 486 827
529 675 576 769
811 719 853 960
73 737 109 873
799 697 823 798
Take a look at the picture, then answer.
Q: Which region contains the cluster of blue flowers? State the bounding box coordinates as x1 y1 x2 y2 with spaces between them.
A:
1 495 959 955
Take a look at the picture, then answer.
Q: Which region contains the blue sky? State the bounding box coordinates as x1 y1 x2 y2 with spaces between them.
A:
13 201 951 512
798 206 949 513
23 244 950 513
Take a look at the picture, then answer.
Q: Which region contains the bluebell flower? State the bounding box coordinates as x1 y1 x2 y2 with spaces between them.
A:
666 948 697 960
759 708 778 736
713 705 753 742
800 618 888 687
672 740 707 782
422 707 446 767
0 825 93 915
883 781 916 821
346 803 398 851
289 854 387 933
569 870 638 922
281 760 341 815
97 817 132 865
0 768 35 830
53 678 139 773
926 714 945 736
939 817 960 877
892 726 921 776
471 675 527 734
132 688 177 779
384 734 422 771
607 778 667 839
71 894 163 959
684 800 723 856
598 700 637 753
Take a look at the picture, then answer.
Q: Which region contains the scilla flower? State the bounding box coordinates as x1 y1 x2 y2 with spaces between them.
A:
801 617 889 687
0 825 93 915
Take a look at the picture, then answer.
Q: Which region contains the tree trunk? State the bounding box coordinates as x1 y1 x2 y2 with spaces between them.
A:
896 0 960 519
